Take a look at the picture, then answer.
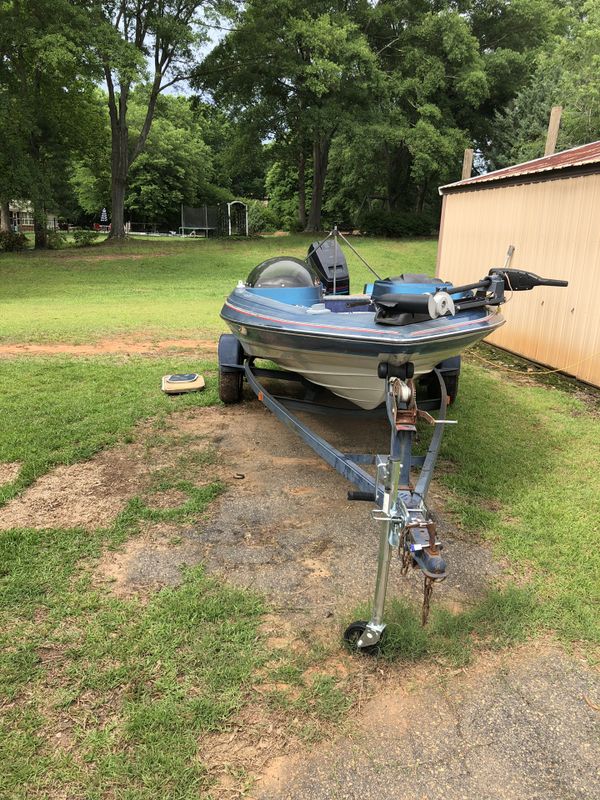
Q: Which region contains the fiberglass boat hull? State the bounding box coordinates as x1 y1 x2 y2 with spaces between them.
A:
221 289 505 410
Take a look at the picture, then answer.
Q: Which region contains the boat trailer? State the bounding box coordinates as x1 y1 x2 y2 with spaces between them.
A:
218 335 456 653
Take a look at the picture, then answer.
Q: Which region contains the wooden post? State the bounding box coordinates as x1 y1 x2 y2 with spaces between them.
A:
461 148 474 180
544 106 562 156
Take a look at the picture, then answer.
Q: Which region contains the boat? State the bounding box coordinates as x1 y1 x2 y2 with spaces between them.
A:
217 235 567 650
220 236 564 410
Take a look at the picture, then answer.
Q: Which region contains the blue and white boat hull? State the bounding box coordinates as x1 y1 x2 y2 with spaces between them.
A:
222 288 504 410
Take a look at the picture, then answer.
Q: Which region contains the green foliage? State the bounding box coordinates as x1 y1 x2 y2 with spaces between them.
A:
86 0 238 237
246 200 278 234
490 1 600 167
196 0 383 230
0 0 101 246
72 229 100 247
359 209 437 237
45 230 66 250
488 62 562 168
0 231 27 252
71 93 241 226
558 0 600 144
265 162 304 231
125 96 215 227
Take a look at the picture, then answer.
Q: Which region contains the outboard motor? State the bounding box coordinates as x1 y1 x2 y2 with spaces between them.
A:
307 239 350 295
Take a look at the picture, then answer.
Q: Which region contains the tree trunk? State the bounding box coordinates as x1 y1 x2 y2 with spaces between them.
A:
109 122 128 239
415 180 428 214
305 136 331 232
298 149 306 229
33 204 47 249
0 201 10 232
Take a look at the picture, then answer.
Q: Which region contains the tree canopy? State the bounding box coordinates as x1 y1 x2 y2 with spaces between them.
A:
1 0 599 244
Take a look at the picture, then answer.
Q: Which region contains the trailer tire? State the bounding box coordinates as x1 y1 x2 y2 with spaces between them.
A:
443 373 459 405
219 371 243 404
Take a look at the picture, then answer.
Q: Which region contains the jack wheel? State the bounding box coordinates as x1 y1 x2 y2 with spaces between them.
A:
219 371 243 404
343 620 381 654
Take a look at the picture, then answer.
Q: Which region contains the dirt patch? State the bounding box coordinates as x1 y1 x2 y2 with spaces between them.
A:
1 402 501 614
94 522 198 598
174 403 501 629
0 457 145 530
0 462 21 485
0 400 499 606
145 488 189 510
0 414 218 531
0 337 217 358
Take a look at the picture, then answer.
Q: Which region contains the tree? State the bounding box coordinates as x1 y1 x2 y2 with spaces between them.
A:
72 92 234 226
489 1 600 168
319 0 565 225
0 0 97 244
89 0 232 239
196 0 381 231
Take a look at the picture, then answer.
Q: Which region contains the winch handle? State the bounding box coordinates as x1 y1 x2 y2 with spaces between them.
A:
489 268 568 291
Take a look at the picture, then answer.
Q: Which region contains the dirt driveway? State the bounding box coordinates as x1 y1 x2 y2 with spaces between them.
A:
3 398 598 798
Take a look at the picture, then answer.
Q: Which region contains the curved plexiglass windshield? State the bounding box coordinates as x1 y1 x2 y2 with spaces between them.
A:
246 257 319 288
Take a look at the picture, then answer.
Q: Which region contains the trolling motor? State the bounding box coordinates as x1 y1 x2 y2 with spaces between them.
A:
374 268 568 324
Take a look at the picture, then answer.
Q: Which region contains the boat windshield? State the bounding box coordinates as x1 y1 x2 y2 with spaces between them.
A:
246 257 320 288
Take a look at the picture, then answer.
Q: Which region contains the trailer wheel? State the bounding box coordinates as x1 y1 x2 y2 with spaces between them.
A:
419 372 459 405
219 371 243 404
443 373 459 405
218 334 244 404
343 620 381 654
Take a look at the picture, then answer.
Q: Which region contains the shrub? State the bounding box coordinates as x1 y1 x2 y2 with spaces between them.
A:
359 209 437 238
0 230 27 252
246 200 279 235
73 229 100 247
46 230 67 250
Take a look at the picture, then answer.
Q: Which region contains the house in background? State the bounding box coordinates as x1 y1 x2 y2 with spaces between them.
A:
437 141 600 387
9 202 58 232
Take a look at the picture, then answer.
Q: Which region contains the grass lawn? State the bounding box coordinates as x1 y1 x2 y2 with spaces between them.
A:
0 235 437 344
0 236 598 797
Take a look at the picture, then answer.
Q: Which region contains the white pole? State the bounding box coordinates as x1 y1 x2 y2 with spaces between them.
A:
228 202 232 237
245 203 249 237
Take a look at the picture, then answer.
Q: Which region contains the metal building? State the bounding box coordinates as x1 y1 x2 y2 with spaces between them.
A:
437 141 600 387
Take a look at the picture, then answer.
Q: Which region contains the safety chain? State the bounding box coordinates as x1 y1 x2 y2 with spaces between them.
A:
422 576 434 625
399 528 411 576
398 524 437 624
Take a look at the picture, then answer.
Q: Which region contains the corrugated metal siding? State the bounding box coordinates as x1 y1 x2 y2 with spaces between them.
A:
436 173 600 386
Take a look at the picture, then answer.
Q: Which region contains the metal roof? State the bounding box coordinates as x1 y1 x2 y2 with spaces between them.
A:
439 140 600 194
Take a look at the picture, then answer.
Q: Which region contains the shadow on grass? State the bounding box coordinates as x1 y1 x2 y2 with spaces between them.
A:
348 585 537 666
